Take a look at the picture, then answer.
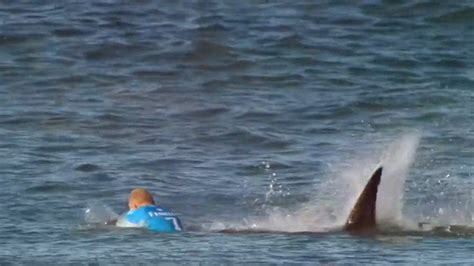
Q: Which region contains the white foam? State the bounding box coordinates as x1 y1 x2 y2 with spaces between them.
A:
84 203 119 224
377 133 420 227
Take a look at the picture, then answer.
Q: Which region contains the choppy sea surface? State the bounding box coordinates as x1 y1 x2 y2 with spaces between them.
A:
0 0 473 264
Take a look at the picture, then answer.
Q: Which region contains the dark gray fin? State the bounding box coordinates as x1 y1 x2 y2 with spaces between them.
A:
344 167 382 233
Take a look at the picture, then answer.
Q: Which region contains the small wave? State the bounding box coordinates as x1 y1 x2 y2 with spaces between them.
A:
377 223 474 238
96 113 124 122
208 223 474 237
25 182 73 193
194 23 229 34
0 116 37 126
329 16 372 27
193 127 292 150
84 42 147 61
75 163 100 172
184 40 235 63
423 225 474 237
131 69 180 81
236 73 304 84
370 55 421 69
270 34 314 50
177 106 230 119
34 145 78 153
196 59 254 72
0 33 45 46
52 27 89 37
430 7 474 24
235 110 277 120
433 58 467 69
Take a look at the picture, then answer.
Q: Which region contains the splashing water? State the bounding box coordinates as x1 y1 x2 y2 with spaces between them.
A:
84 203 119 224
211 133 422 233
377 133 420 228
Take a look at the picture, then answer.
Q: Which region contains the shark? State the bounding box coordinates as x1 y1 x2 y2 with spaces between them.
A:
343 166 382 233
215 166 384 234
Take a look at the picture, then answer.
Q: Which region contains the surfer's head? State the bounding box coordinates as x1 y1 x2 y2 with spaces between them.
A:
128 188 156 210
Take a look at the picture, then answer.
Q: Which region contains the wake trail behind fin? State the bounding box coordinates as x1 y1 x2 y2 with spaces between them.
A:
344 167 382 233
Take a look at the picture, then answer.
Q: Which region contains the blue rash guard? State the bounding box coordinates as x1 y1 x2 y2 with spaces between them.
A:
120 205 183 232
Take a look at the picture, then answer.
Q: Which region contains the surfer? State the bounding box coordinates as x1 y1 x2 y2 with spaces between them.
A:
111 188 183 232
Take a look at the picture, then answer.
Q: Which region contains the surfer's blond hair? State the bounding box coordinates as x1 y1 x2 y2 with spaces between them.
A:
129 188 155 210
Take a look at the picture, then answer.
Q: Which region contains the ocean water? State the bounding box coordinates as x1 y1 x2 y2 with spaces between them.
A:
0 0 473 264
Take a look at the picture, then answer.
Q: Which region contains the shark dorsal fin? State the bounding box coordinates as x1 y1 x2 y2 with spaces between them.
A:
344 167 382 233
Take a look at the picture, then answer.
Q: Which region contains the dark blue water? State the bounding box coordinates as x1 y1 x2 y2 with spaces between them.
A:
0 1 473 264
